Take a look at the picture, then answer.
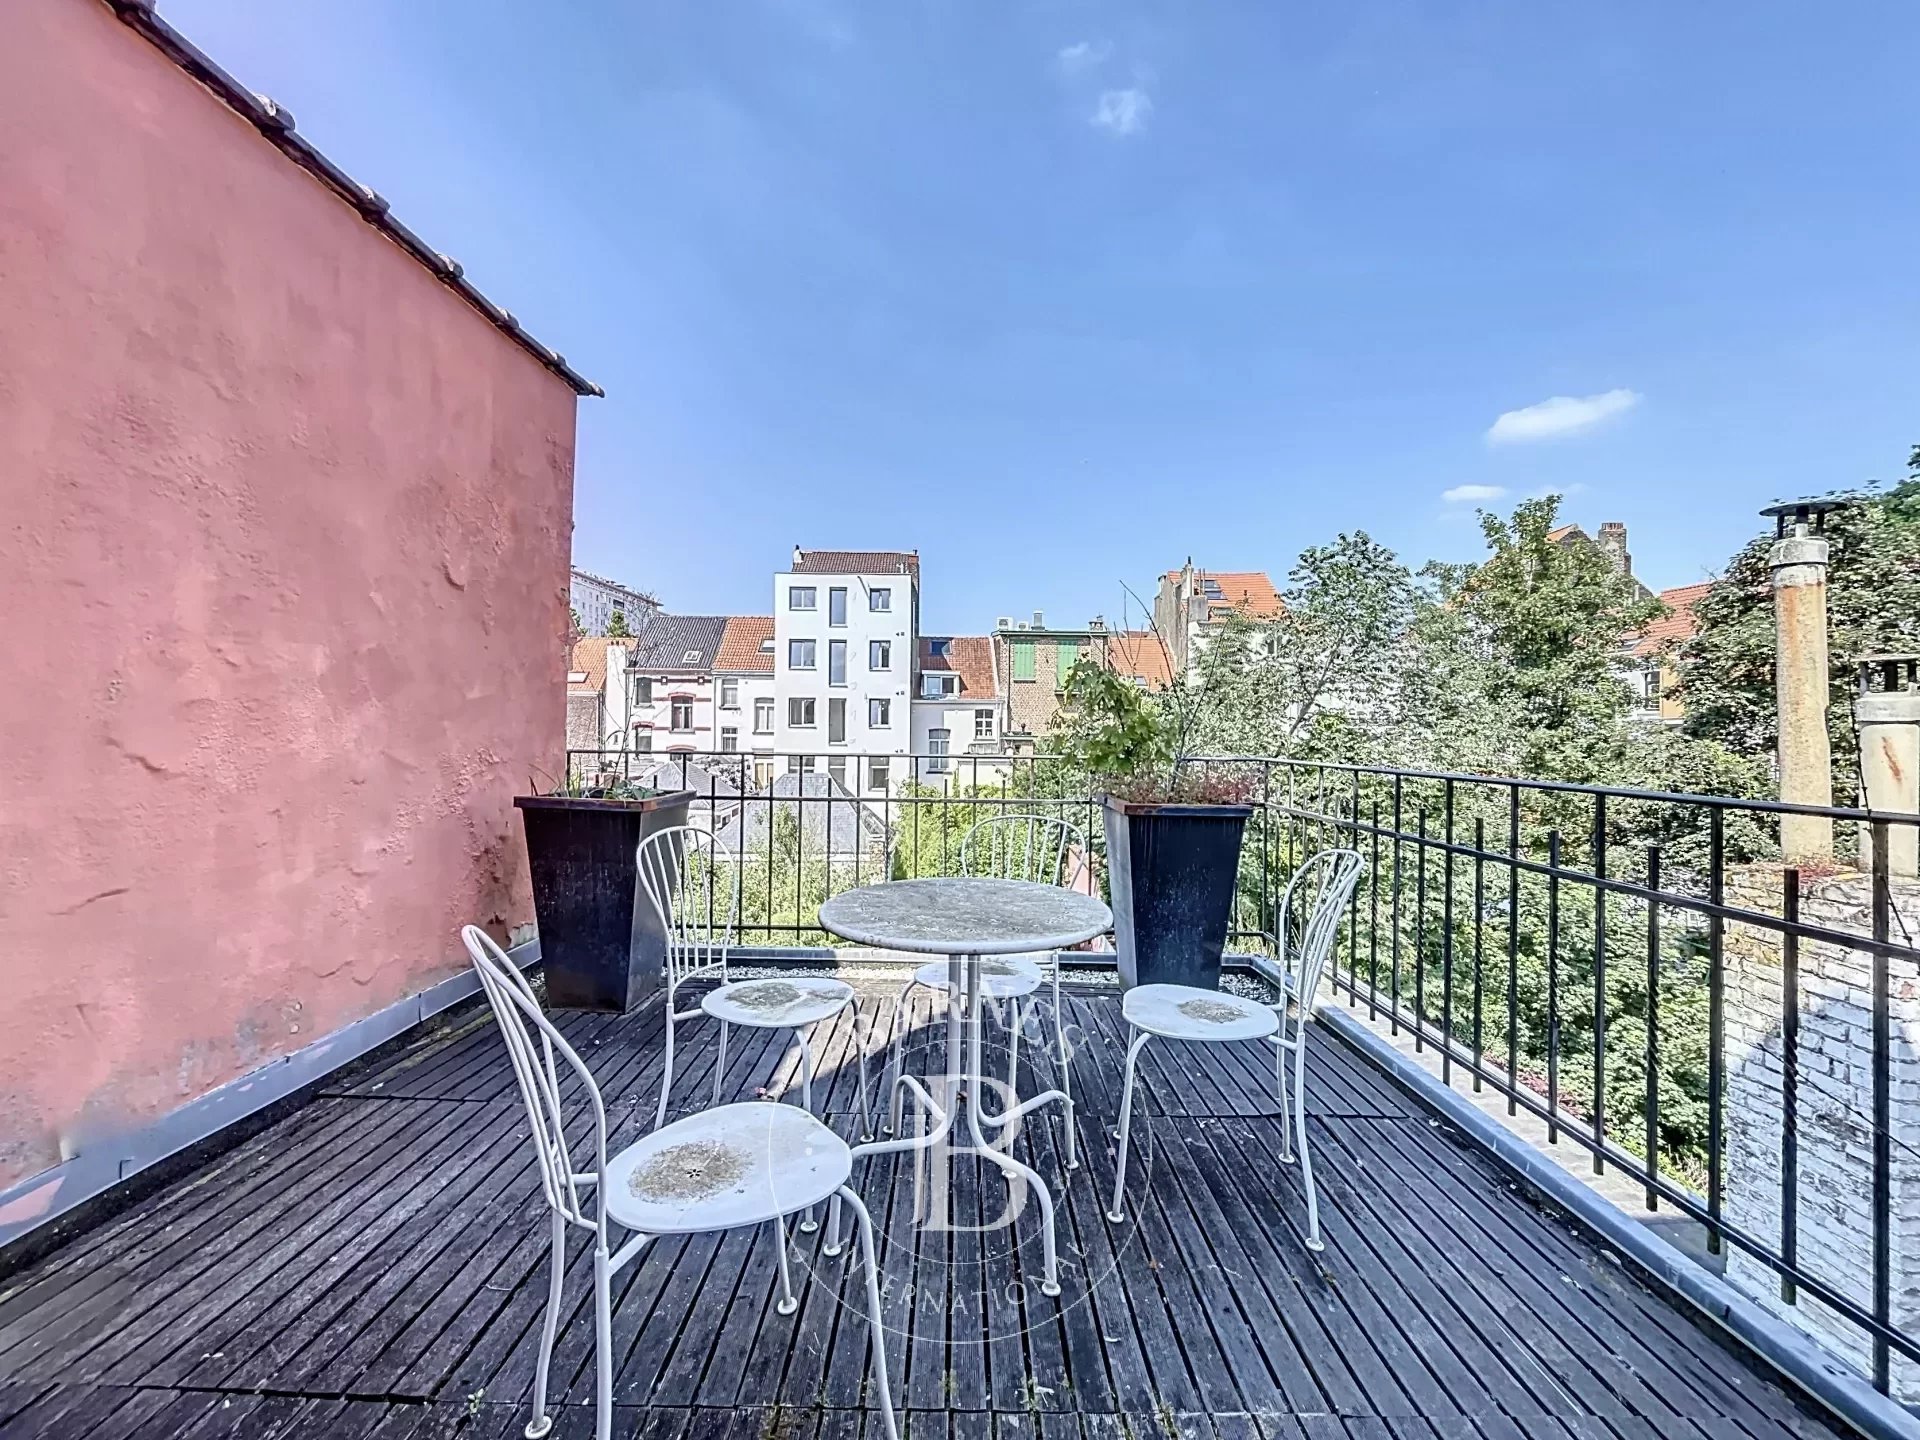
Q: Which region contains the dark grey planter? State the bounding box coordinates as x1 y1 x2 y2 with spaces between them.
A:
515 791 694 1012
1101 795 1253 991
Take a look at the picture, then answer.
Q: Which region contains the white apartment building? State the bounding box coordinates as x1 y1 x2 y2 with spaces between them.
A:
713 616 780 787
570 565 660 636
772 548 919 799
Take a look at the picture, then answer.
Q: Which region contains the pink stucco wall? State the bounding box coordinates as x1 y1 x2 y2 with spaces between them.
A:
0 0 579 1192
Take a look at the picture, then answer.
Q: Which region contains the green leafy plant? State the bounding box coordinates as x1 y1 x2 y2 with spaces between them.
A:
1052 654 1258 804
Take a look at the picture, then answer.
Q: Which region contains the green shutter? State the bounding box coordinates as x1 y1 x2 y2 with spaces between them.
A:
1057 638 1079 682
1012 639 1035 681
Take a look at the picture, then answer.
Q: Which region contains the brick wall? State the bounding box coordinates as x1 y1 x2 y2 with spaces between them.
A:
1721 863 1920 1397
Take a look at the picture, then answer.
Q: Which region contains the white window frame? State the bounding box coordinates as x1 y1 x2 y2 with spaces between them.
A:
870 587 892 613
829 587 848 626
720 677 739 709
828 697 847 744
928 728 950 773
869 698 891 728
828 639 847 686
789 696 817 728
869 640 891 671
789 639 816 670
789 586 817 611
720 727 739 752
868 758 891 792
753 698 775 734
974 708 995 740
827 755 848 788
669 699 694 732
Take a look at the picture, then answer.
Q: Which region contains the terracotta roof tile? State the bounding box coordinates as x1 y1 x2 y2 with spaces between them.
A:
919 636 996 698
568 636 612 693
1102 630 1174 689
791 550 920 580
1199 570 1282 618
717 616 775 672
1628 582 1712 658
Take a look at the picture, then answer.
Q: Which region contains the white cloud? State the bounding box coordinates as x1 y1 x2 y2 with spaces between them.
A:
1486 388 1641 444
1057 40 1112 74
1442 484 1507 504
1091 88 1153 136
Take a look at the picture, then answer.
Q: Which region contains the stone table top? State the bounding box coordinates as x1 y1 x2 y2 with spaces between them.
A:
817 877 1112 956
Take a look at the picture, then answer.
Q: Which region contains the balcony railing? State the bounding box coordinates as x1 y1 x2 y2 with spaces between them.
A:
566 745 1920 1398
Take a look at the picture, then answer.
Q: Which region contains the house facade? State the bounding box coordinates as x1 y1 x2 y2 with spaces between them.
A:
621 615 727 755
993 614 1173 747
1153 563 1283 679
773 548 920 798
569 566 659 635
715 616 779 786
911 635 1009 786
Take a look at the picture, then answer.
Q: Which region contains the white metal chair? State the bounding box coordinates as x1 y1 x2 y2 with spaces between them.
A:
462 926 897 1440
884 814 1087 1132
641 825 872 1161
1105 848 1365 1251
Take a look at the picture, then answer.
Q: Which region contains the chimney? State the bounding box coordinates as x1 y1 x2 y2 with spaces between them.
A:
1764 498 1846 861
1032 610 1045 630
1856 656 1920 877
1597 521 1631 576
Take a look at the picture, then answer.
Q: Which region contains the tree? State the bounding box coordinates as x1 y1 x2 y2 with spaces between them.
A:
606 607 632 639
1674 467 1920 804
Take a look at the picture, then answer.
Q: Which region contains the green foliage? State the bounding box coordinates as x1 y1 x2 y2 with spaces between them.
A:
606 606 632 638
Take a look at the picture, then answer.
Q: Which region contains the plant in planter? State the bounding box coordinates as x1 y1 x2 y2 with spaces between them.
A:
1053 659 1260 991
515 755 694 1012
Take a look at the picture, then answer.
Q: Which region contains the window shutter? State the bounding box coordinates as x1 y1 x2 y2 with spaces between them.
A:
1012 639 1035 681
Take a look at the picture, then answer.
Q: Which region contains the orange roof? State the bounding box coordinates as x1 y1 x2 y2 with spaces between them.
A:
1546 523 1582 544
1201 570 1282 618
1102 630 1174 689
568 636 612 693
716 616 775 672
919 636 997 697
1628 582 1712 658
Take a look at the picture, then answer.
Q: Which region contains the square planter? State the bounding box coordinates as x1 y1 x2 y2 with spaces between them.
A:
1101 795 1253 991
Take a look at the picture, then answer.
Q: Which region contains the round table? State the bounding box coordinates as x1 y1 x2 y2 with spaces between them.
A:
818 877 1112 1297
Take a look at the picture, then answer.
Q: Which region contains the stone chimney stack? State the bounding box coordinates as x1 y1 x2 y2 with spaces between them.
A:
1596 521 1631 576
1764 499 1844 861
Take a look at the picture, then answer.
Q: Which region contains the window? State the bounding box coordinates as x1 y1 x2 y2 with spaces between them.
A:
634 676 654 704
789 586 817 611
669 699 693 732
868 758 891 792
828 697 847 743
682 649 701 665
636 734 653 753
928 638 950 659
759 638 775 654
789 697 817 727
928 728 950 772
720 727 739 752
869 640 891 671
974 708 995 740
829 587 848 626
870 587 891 613
787 754 817 775
920 673 957 699
754 698 774 733
720 677 739 709
827 756 847 788
869 698 891 728
1011 639 1035 682
828 640 847 685
789 639 816 670
753 758 774 787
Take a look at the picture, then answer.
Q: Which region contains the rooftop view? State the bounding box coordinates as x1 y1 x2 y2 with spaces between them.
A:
3 4 1920 1440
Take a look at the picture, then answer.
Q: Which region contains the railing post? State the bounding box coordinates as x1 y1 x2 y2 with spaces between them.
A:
1592 793 1608 1175
1871 819 1893 1392
1472 817 1486 1093
1780 866 1800 1304
1706 806 1725 1257
1507 785 1521 1116
1644 844 1661 1211
1441 781 1456 1083
1546 828 1562 1144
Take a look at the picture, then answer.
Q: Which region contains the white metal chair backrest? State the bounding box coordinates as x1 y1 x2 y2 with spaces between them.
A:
960 814 1088 889
1273 849 1366 1024
638 824 742 993
462 925 609 1236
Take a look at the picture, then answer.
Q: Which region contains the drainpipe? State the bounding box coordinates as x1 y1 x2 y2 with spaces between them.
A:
1761 499 1845 863
1856 655 1920 877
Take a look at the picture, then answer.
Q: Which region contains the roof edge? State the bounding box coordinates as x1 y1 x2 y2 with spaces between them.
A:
103 0 602 398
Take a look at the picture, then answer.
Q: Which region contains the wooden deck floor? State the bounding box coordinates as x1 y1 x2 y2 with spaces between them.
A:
0 979 1853 1440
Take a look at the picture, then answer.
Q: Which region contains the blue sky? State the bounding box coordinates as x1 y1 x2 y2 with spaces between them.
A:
166 0 1920 634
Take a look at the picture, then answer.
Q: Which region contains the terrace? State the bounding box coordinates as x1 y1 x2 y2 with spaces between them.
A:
2 752 1913 1440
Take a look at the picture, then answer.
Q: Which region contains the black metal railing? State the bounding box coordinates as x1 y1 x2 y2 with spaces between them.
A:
1257 756 1920 1397
563 744 1920 1393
